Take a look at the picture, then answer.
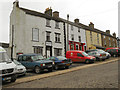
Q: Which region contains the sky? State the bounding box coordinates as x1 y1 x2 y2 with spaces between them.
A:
0 0 119 43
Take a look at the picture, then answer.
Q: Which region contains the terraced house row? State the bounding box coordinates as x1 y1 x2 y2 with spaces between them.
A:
9 1 117 59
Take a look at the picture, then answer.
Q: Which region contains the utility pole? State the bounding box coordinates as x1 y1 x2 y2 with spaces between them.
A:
67 14 69 51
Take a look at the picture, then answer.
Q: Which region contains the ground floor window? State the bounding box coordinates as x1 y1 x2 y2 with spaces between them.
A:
34 46 43 55
54 48 62 56
71 44 74 50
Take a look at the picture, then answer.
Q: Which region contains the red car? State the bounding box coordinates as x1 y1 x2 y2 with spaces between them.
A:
105 47 118 51
66 50 96 64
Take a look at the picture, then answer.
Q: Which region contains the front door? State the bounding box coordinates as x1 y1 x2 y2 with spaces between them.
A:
46 46 52 58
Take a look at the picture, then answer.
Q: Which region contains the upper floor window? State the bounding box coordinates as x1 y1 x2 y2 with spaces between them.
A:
32 28 39 42
78 36 81 42
97 34 99 44
71 34 74 41
46 32 51 41
104 35 106 39
78 28 80 32
90 31 92 42
46 19 51 27
109 37 111 46
55 33 60 42
55 21 59 29
71 25 73 30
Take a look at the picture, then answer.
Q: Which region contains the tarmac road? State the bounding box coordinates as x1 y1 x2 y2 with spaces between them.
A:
4 58 118 88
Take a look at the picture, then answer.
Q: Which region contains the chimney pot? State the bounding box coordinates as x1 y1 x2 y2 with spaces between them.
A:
89 22 94 29
45 7 52 16
53 11 59 18
106 30 110 34
74 19 79 23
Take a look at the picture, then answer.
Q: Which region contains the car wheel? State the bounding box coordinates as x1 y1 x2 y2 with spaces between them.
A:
113 54 116 57
10 74 16 82
55 65 58 70
34 66 41 74
48 68 53 72
85 60 90 64
65 66 69 69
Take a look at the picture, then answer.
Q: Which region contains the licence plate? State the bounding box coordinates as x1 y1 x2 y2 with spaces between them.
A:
2 77 11 81
66 64 70 66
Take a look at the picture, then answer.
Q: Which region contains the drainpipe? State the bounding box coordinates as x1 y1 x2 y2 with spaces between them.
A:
67 14 69 51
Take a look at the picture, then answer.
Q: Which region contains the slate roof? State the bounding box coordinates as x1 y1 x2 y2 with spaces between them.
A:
19 7 116 39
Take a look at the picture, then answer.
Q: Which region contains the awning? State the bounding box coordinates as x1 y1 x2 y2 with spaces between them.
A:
92 44 105 50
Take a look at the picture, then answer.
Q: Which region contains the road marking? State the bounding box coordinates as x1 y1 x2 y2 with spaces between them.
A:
3 58 119 88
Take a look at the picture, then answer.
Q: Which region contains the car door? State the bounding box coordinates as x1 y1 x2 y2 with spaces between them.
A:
76 53 84 62
18 55 27 68
25 56 34 69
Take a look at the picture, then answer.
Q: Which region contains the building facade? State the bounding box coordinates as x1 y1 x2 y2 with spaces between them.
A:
10 1 64 58
64 19 87 51
101 30 117 48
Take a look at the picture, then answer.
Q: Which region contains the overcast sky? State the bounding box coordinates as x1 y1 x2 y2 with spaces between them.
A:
0 0 119 43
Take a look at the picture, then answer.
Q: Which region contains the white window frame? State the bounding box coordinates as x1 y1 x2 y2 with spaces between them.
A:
32 28 39 42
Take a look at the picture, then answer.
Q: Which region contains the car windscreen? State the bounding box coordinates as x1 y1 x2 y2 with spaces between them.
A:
57 56 67 60
82 52 89 57
31 55 44 61
0 52 12 62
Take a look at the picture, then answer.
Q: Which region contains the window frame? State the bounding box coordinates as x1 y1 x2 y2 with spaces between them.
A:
32 28 39 42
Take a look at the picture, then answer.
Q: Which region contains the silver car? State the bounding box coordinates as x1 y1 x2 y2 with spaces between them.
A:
13 60 26 77
88 50 107 61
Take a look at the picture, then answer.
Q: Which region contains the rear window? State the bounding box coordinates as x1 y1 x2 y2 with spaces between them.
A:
57 56 66 60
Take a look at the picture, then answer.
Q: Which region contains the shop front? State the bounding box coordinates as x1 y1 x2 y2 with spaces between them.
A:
69 41 85 51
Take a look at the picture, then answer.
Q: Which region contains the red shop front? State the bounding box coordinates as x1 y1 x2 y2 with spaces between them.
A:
69 41 85 51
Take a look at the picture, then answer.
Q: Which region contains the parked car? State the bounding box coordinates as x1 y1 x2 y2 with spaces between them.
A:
98 50 111 59
47 56 72 69
66 50 96 64
87 50 109 60
0 46 17 82
17 54 54 74
13 60 26 77
85 49 107 60
106 48 120 57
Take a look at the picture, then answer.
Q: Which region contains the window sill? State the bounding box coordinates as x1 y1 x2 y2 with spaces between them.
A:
55 27 60 29
46 25 51 28
32 40 39 42
55 42 61 43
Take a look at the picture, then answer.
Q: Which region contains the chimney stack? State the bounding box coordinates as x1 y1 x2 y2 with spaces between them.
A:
113 32 116 37
89 22 94 29
74 19 79 23
53 11 59 18
13 0 19 7
44 7 52 16
106 30 110 34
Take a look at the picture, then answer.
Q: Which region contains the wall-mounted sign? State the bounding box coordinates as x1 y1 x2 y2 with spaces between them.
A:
46 41 52 46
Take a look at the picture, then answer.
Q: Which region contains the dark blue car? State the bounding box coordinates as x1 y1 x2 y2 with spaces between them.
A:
17 54 54 74
47 56 72 70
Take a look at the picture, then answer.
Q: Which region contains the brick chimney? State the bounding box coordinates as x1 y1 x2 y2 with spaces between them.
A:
13 0 19 7
113 32 116 37
44 7 52 16
106 30 110 34
89 22 94 29
74 19 79 23
53 11 59 18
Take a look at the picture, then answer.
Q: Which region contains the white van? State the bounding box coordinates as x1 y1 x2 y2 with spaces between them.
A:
0 46 17 82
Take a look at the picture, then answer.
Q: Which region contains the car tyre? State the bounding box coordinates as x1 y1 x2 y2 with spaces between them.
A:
65 66 69 69
10 74 16 82
85 60 90 64
34 66 41 74
48 68 53 72
55 65 58 70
